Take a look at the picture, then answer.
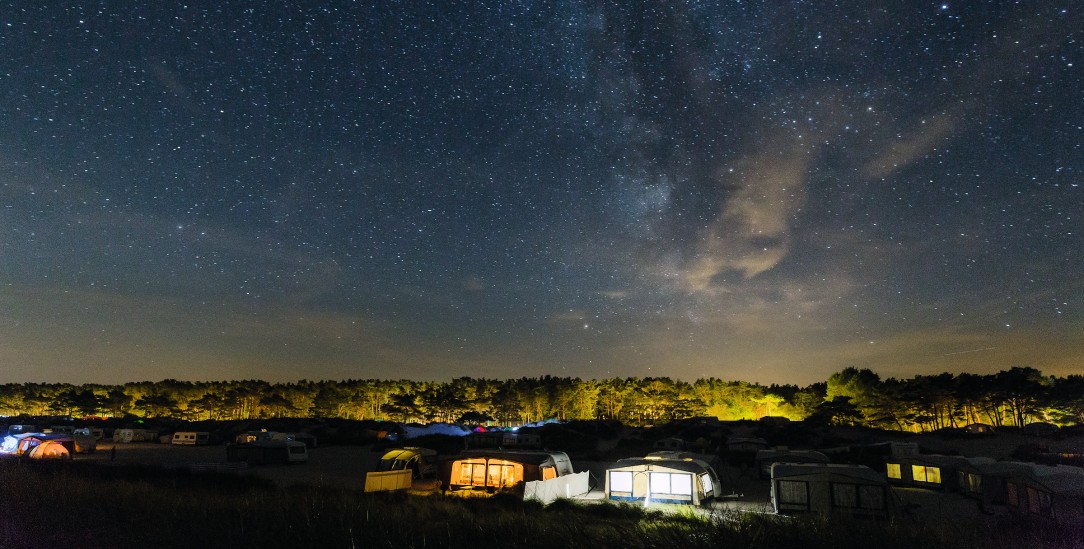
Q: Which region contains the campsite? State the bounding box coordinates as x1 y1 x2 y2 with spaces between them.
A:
2 416 1082 549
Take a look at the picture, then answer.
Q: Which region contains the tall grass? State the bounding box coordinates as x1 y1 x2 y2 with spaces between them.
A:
0 460 1078 549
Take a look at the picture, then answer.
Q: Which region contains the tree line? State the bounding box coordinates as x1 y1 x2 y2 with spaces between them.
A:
0 367 1080 431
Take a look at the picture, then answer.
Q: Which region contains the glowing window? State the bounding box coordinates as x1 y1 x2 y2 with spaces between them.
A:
609 471 633 493
487 463 517 487
886 463 901 479
700 473 714 495
671 474 693 496
471 462 487 486
650 472 671 495
926 467 941 484
541 466 556 480
912 465 941 484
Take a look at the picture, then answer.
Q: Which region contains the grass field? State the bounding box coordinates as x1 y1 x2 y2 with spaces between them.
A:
1 459 1080 549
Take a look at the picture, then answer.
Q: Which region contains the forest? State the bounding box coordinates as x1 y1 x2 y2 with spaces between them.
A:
1 367 1081 432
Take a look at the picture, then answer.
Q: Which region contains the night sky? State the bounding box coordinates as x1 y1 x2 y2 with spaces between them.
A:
2 2 1081 385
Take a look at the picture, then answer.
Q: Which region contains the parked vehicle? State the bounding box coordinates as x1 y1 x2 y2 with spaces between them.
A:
171 431 211 446
226 440 308 465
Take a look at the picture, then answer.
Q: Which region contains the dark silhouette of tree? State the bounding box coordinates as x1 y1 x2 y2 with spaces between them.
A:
1 368 1079 430
1049 375 1084 425
995 367 1049 427
807 396 864 426
54 388 101 417
135 392 180 418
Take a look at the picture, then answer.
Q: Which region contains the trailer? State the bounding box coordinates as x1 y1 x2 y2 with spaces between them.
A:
771 463 892 518
171 431 211 446
226 440 308 465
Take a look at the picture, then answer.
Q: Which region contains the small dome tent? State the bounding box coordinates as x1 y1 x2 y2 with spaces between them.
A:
27 440 70 460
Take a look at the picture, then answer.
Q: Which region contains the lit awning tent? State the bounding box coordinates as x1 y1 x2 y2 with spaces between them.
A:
605 454 722 506
376 447 437 479
441 450 575 492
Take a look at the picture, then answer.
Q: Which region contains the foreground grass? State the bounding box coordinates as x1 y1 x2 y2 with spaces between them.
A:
0 460 1079 549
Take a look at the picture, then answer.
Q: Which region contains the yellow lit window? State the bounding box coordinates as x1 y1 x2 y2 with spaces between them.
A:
911 465 941 484
886 463 901 479
926 467 941 484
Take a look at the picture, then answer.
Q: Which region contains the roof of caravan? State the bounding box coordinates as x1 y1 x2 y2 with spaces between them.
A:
237 439 304 448
456 449 568 465
986 462 1084 496
886 454 995 468
611 456 716 475
757 449 829 462
771 463 885 484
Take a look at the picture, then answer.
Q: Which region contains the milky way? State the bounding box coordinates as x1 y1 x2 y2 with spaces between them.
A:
1 2 1081 384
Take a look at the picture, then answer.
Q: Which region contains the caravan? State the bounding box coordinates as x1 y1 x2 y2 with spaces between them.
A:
171 432 211 446
226 440 308 465
771 463 892 518
113 428 157 443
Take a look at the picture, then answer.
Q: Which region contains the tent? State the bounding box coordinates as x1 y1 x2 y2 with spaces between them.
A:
376 447 437 479
964 423 996 435
12 434 74 457
756 449 830 479
365 447 439 492
440 450 574 492
27 440 70 460
771 463 891 518
605 454 722 506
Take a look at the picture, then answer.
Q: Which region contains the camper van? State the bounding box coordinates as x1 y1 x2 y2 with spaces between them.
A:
441 450 575 493
226 440 308 465
171 432 211 446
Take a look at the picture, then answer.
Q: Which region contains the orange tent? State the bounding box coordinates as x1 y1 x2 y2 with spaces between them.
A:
27 440 71 460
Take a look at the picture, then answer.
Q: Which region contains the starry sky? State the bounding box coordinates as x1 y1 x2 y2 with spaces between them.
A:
1 1 1081 385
